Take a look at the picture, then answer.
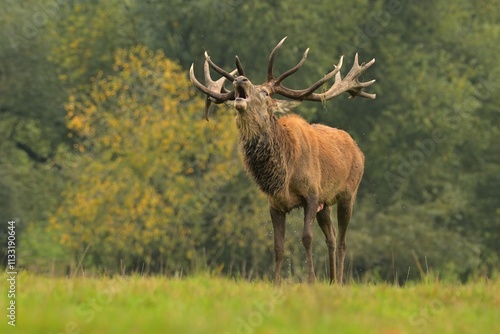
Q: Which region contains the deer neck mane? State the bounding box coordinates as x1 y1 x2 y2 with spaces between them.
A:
239 116 289 196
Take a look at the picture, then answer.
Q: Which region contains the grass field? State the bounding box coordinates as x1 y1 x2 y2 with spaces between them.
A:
1 274 499 334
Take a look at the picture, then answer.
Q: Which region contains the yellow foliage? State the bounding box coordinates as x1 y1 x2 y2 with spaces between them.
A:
51 46 241 271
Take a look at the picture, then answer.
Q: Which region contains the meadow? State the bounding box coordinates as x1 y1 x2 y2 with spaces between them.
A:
1 274 498 334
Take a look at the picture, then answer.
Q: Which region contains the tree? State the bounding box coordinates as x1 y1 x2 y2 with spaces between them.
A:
0 0 69 270
50 46 240 274
349 0 500 280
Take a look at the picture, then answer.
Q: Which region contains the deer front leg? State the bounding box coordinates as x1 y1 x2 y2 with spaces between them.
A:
270 206 286 286
303 197 318 284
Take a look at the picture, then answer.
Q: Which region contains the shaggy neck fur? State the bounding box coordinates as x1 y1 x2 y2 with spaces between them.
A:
237 114 289 196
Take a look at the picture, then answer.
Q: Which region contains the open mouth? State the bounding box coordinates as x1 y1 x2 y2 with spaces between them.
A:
234 85 248 111
235 85 247 100
234 84 249 111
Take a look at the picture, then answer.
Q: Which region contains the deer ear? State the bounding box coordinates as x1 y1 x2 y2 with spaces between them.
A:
270 100 302 114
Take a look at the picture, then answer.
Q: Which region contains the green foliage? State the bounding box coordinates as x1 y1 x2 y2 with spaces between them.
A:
47 1 137 88
0 0 71 269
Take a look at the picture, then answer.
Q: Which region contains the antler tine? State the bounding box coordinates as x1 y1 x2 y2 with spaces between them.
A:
267 36 288 81
235 55 245 76
308 53 376 101
203 59 237 94
189 62 234 102
301 56 344 95
273 55 344 98
274 48 310 85
344 53 376 99
190 61 237 120
204 51 236 81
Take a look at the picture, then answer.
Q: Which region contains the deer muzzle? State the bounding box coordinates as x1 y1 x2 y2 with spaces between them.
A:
233 76 250 111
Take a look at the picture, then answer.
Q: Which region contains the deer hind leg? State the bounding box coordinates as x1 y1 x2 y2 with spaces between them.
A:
336 194 355 285
270 206 286 286
302 196 319 284
316 204 337 284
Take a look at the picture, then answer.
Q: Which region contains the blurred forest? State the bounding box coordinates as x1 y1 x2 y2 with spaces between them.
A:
1 0 499 282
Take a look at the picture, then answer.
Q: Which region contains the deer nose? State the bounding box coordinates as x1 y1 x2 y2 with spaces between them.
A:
233 76 248 85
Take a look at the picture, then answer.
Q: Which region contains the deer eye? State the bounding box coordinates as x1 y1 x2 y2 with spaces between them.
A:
260 90 269 97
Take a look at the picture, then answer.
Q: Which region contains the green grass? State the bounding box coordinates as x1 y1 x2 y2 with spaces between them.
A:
1 274 499 334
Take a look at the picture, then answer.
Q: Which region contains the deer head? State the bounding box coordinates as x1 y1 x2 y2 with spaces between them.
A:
190 37 376 122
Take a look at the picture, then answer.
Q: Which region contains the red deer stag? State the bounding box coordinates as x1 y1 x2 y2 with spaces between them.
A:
190 37 376 284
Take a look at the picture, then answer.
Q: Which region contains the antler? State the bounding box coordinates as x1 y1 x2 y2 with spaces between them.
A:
189 54 238 120
267 37 376 101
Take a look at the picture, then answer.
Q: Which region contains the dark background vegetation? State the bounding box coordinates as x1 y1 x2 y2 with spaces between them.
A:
1 0 499 282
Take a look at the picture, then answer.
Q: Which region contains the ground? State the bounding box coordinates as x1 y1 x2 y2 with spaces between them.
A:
1 274 498 333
